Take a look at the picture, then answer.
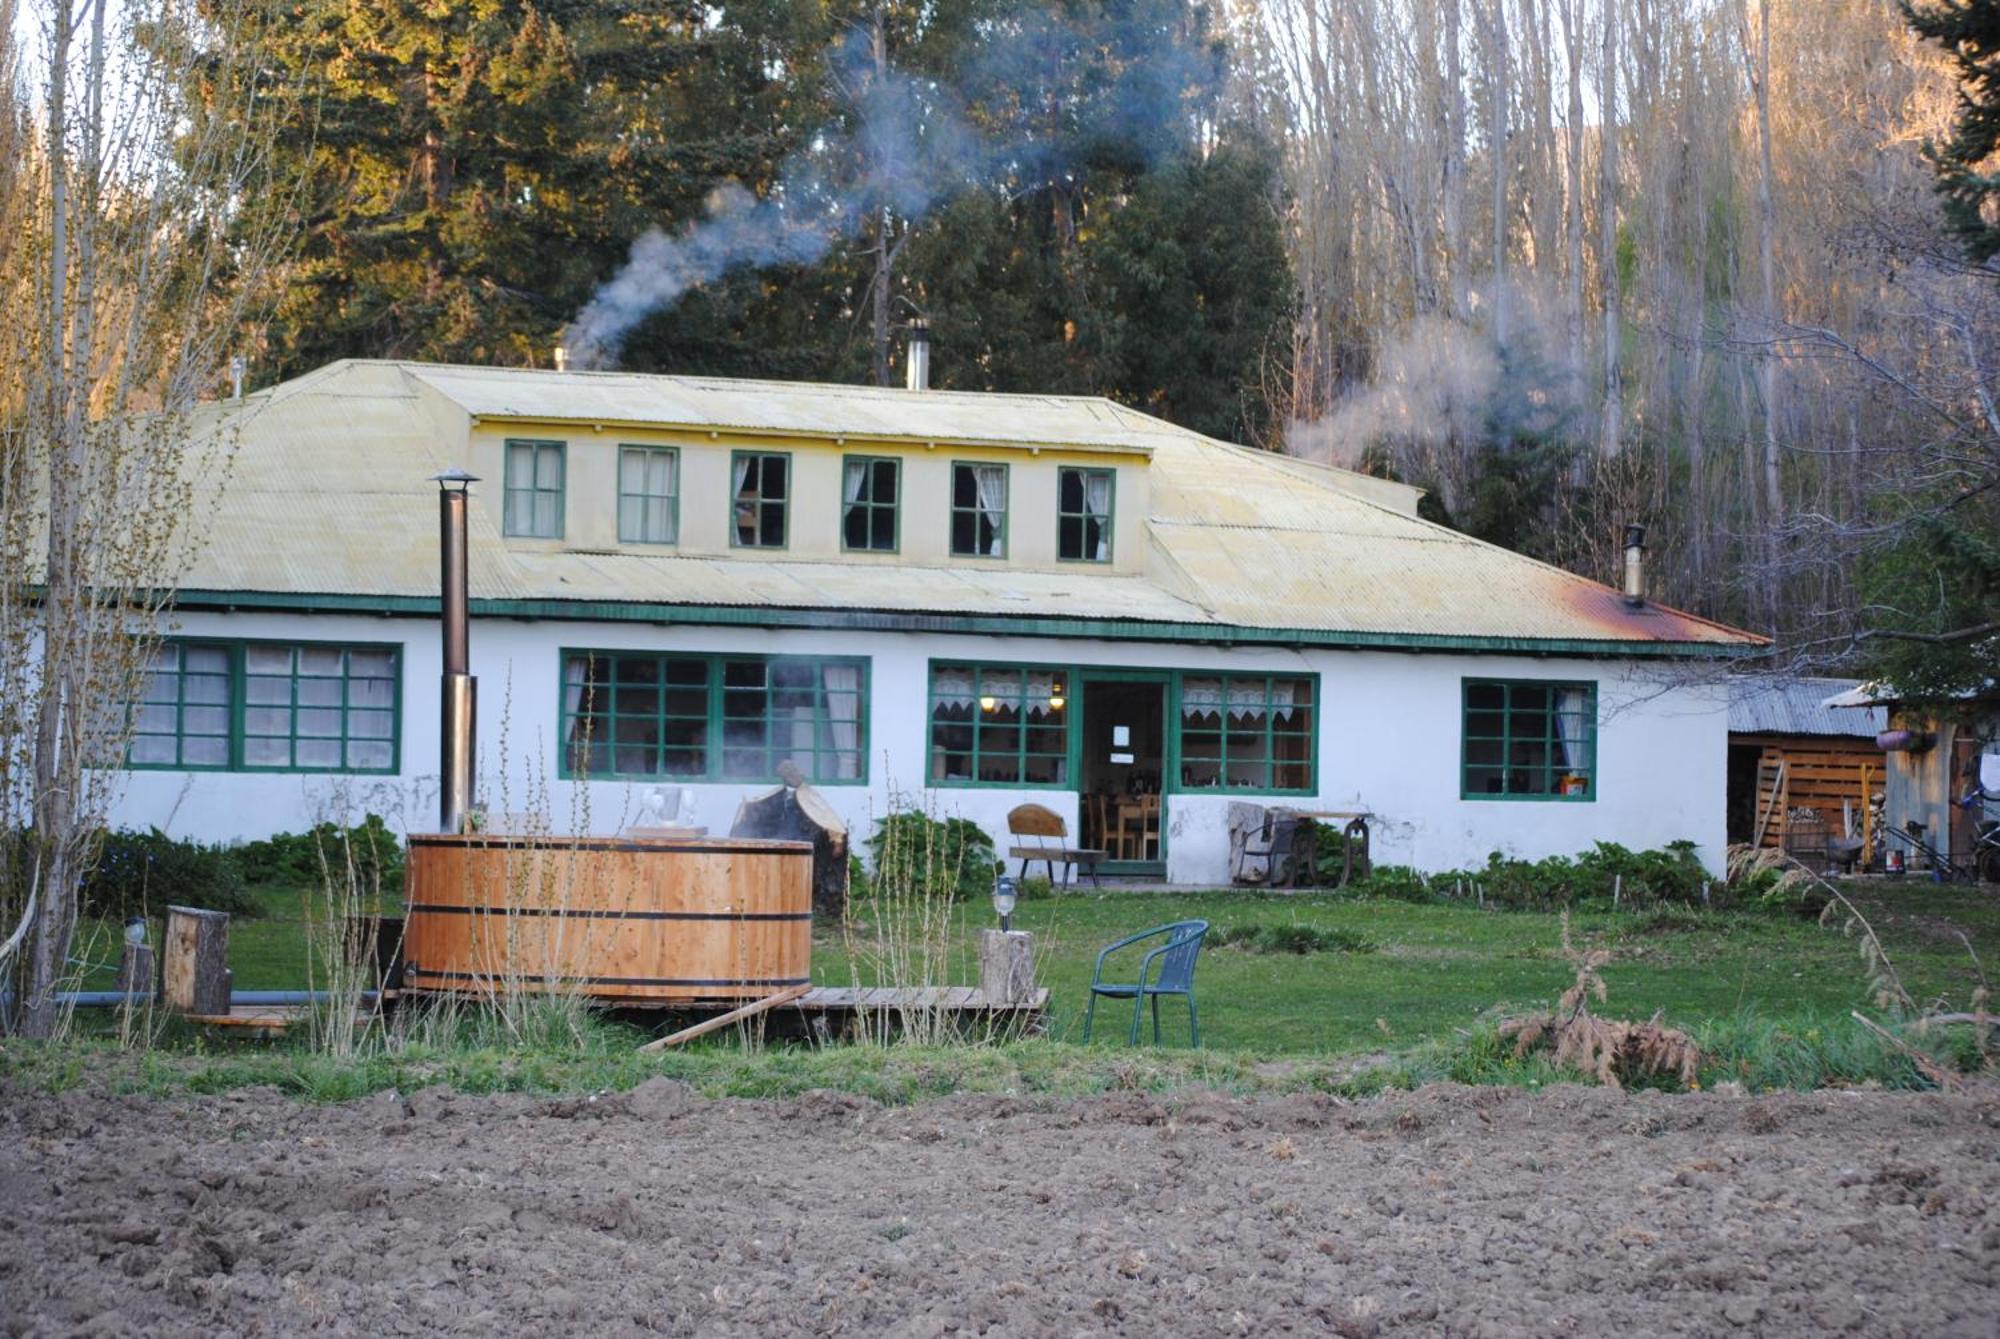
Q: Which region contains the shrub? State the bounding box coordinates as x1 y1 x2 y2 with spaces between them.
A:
80 828 257 920
1430 841 1719 911
864 810 999 902
1210 923 1378 955
1340 864 1438 903
235 814 405 894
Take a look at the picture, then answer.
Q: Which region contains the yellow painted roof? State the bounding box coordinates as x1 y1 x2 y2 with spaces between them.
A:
176 360 1761 650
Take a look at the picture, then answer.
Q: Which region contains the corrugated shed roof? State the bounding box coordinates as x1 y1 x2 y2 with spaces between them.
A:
171 360 1765 652
1730 678 1887 736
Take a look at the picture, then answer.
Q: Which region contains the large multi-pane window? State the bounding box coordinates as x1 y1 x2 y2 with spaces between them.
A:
928 664 1070 786
731 451 790 548
503 439 565 538
618 446 679 545
125 641 400 773
1461 679 1596 800
1177 675 1315 793
561 651 866 784
1057 466 1114 562
841 456 900 552
950 462 1008 558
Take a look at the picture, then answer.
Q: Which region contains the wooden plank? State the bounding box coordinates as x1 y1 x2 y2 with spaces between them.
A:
1753 760 1786 849
637 984 812 1053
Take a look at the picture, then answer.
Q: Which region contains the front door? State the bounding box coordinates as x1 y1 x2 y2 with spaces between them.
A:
1078 672 1169 876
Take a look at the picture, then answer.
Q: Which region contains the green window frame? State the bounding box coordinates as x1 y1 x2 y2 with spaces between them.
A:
1057 466 1114 563
1175 674 1316 795
128 641 233 769
503 439 566 538
560 650 868 785
731 451 790 549
927 663 1071 787
124 639 401 774
950 461 1009 558
1461 678 1597 801
841 455 900 552
618 446 679 545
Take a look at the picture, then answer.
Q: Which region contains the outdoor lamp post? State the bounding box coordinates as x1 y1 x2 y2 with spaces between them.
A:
992 874 1019 932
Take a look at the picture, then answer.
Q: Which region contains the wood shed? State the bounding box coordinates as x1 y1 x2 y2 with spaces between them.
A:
1728 677 1886 866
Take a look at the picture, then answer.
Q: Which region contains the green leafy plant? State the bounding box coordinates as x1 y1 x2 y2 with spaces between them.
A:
234 815 405 894
864 810 999 903
79 828 257 920
1210 923 1378 955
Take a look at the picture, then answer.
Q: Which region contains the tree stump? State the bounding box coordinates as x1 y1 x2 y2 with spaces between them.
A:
977 929 1036 1005
163 906 231 1015
730 772 849 918
117 943 156 998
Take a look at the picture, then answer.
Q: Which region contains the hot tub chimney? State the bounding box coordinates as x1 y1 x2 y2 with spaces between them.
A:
904 319 931 391
1622 523 1647 607
553 344 569 373
433 469 480 834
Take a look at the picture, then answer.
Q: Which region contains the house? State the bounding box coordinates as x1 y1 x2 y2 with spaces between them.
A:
106 358 1763 883
1726 677 1887 862
1821 681 1999 874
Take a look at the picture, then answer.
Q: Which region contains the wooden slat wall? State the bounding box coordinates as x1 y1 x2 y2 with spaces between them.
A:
1748 738 1879 853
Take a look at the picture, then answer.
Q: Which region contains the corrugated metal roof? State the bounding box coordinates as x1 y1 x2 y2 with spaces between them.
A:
169 360 1765 651
1730 677 1887 736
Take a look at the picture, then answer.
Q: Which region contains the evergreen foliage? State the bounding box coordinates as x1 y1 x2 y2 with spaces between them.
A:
1905 0 2000 262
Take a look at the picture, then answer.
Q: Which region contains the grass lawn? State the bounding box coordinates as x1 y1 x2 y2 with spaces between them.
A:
69 878 2000 1058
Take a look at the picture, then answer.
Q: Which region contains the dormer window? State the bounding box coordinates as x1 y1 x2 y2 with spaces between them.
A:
951 462 1007 557
731 451 789 548
504 439 565 539
618 446 679 545
1057 466 1113 562
841 456 900 552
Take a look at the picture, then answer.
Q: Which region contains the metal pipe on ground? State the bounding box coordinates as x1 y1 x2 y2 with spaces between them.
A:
53 990 381 1009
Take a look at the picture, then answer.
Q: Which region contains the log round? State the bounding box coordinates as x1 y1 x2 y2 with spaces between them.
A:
402 834 814 1004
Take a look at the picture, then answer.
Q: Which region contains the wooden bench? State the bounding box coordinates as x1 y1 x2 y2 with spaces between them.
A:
1007 803 1105 888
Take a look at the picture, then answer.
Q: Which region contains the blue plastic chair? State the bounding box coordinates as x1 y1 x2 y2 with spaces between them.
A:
1081 920 1209 1046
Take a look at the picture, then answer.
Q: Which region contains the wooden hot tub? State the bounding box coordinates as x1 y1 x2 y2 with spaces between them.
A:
402 834 814 1004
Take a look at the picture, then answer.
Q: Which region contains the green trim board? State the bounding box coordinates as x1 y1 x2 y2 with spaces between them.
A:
924 658 1319 798
126 637 401 775
729 450 790 549
165 589 1758 659
617 445 680 545
1459 677 1597 801
840 455 901 553
949 461 1009 558
503 439 566 539
558 647 869 786
1056 466 1114 563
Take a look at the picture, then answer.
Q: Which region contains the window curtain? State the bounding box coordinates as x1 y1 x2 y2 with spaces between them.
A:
931 666 974 710
1084 472 1112 559
562 657 592 755
506 443 534 533
974 466 1006 555
732 455 755 539
821 664 862 778
842 459 867 506
1554 687 1589 772
1180 678 1298 720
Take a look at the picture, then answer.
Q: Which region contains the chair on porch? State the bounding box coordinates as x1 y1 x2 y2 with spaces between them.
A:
1082 919 1209 1046
1006 803 1104 887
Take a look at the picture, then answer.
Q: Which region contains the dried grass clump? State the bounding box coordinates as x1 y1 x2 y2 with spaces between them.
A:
1726 842 1811 897
1498 913 1701 1090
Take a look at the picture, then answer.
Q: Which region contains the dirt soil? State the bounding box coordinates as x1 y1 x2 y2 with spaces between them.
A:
4 1080 1999 1337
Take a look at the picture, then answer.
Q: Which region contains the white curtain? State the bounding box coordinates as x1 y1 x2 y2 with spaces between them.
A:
974 465 1007 555
931 666 974 709
1554 687 1590 772
1180 677 1299 720
842 458 867 505
561 657 592 755
732 454 754 540
821 664 862 778
1084 471 1112 559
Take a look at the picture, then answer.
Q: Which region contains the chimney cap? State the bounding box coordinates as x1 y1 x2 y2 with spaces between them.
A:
431 468 480 488
1623 522 1647 550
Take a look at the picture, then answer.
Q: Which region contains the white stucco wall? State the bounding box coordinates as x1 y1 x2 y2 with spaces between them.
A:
104 610 1729 882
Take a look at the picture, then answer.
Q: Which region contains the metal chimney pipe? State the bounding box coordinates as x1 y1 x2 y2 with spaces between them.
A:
553 344 569 373
228 355 246 400
905 318 931 391
1622 523 1647 607
433 470 479 834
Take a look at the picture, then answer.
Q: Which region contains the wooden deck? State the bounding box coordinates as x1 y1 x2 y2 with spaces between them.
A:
183 1004 377 1032
790 986 1049 1014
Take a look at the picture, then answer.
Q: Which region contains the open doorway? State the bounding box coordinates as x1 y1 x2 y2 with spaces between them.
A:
1078 674 1168 874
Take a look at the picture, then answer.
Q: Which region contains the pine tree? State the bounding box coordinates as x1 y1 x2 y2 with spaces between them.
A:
1904 0 2000 262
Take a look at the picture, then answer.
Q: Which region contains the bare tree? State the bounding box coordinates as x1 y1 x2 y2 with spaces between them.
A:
0 0 300 1037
